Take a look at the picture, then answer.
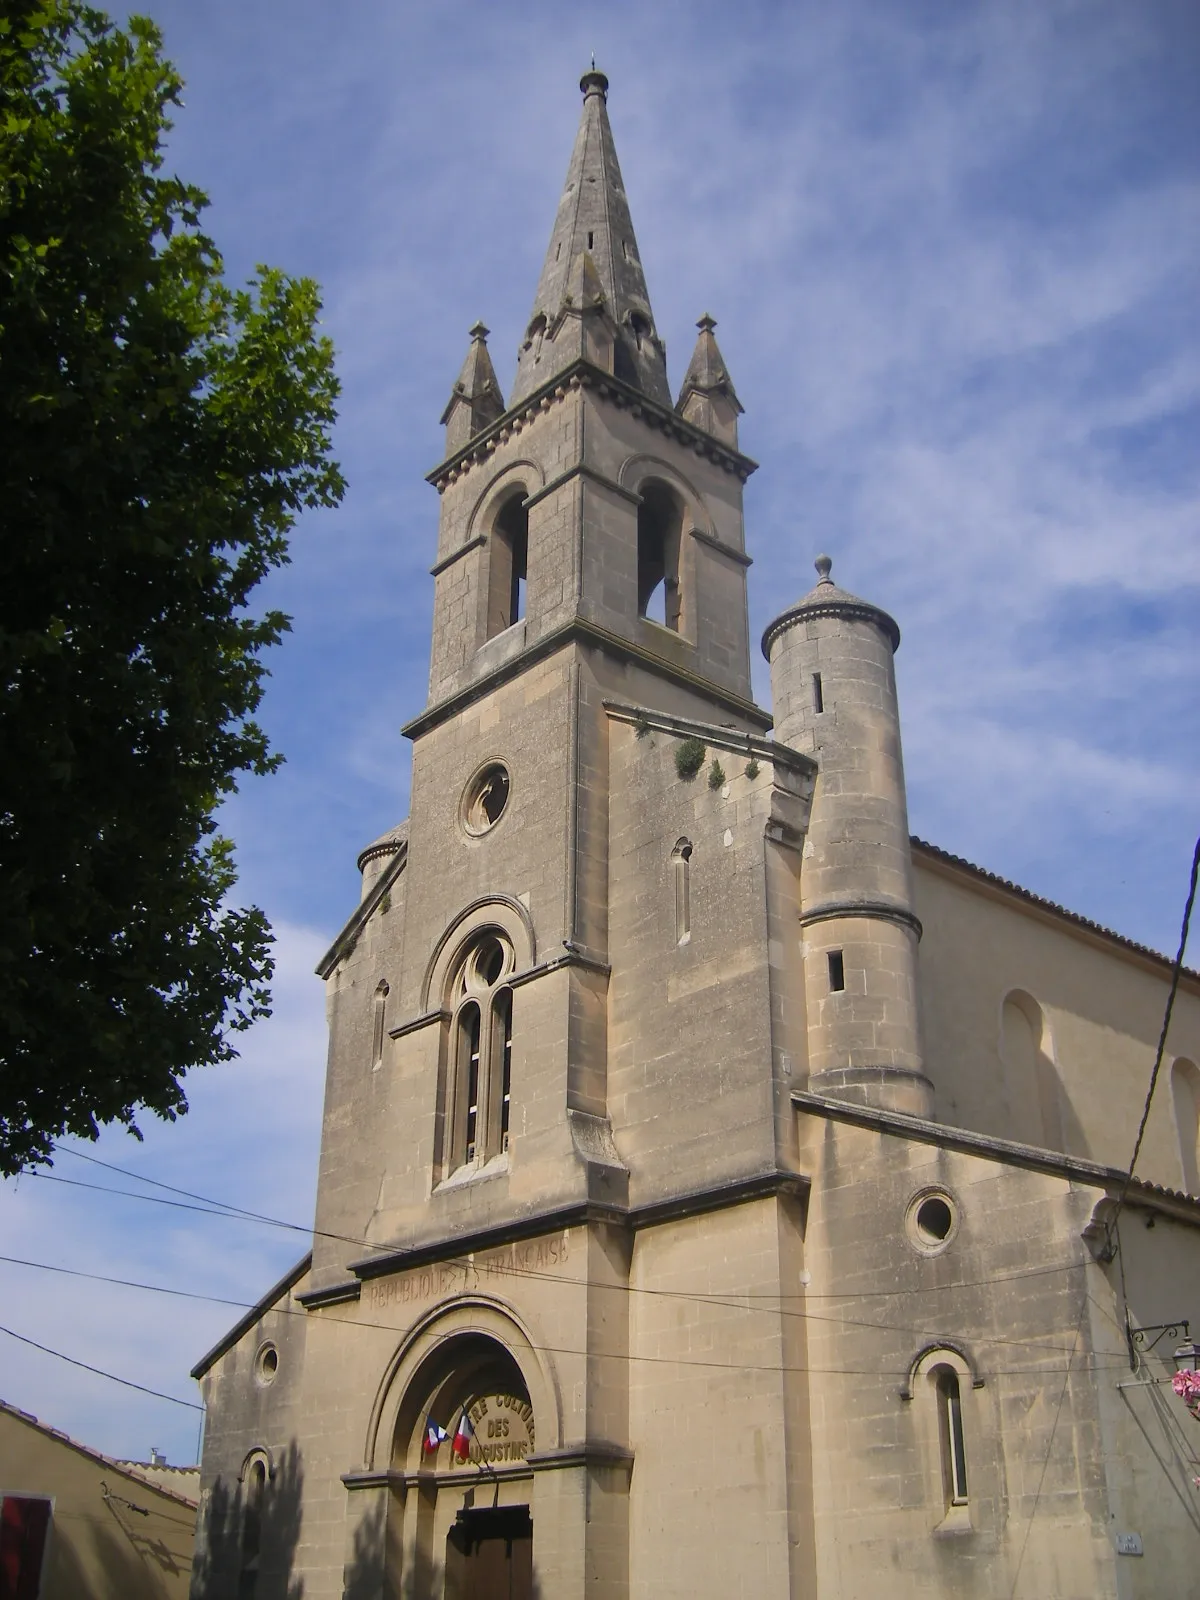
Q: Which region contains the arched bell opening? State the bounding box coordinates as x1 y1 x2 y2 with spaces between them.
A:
387 1331 537 1600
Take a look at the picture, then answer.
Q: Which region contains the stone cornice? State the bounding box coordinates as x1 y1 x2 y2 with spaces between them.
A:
798 899 923 939
792 1090 1200 1224
762 594 901 658
429 532 486 578
426 358 758 493
603 701 815 780
343 1168 809 1284
690 525 752 567
402 618 773 742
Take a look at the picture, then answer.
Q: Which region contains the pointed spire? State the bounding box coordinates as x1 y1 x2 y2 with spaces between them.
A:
440 321 505 455
676 314 743 446
510 70 670 408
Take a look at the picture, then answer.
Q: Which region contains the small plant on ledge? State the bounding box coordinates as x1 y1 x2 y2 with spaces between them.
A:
745 757 760 780
674 737 706 780
708 758 726 790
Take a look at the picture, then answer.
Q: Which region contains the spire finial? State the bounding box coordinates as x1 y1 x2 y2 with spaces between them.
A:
815 554 833 584
468 320 489 342
696 312 717 333
580 65 608 100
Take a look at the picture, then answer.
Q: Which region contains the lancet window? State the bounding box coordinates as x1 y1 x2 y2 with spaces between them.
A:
636 481 684 631
446 933 516 1174
487 493 528 638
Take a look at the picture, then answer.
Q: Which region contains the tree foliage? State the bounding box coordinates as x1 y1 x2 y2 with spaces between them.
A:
0 4 346 1173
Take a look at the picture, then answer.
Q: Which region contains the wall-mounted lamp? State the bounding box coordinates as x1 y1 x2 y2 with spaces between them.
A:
1125 1316 1190 1373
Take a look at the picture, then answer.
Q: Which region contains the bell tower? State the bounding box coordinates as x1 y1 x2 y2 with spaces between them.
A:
310 69 775 1293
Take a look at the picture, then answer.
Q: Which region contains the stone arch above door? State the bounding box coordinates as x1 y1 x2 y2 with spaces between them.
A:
360 1295 561 1474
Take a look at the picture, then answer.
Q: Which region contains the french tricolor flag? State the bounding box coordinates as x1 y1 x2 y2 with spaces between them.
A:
423 1418 449 1455
452 1409 474 1461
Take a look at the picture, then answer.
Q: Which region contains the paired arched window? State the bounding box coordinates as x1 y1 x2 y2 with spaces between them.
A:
446 934 515 1174
637 481 684 631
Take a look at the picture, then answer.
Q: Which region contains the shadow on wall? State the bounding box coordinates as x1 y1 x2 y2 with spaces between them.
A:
49 1497 194 1598
192 1439 304 1599
1000 991 1090 1158
341 1494 548 1600
1118 1375 1200 1538
1170 1059 1200 1194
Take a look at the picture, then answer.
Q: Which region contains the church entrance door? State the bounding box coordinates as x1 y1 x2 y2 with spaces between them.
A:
444 1505 532 1600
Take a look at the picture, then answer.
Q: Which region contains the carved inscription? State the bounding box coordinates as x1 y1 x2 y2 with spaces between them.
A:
449 1393 535 1469
364 1232 570 1314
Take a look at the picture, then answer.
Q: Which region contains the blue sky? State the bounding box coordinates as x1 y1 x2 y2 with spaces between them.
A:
2 0 1197 1466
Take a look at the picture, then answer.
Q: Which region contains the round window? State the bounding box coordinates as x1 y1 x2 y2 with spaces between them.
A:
255 1342 279 1385
462 763 510 835
905 1189 958 1255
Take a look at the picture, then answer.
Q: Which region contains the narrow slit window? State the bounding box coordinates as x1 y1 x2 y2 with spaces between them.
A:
371 981 389 1068
812 672 824 714
459 1002 482 1162
673 839 693 945
497 989 513 1150
827 950 845 992
623 239 629 260
587 230 594 249
937 1369 968 1506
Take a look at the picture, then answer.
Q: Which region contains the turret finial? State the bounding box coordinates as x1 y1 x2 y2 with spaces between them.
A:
580 66 608 100
815 554 833 584
468 320 489 341
697 312 717 333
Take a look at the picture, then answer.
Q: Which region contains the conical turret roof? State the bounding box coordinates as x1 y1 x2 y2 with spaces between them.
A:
440 321 505 427
762 555 901 657
510 70 670 407
677 314 742 413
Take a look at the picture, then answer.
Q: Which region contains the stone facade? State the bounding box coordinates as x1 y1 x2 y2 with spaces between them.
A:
190 71 1200 1600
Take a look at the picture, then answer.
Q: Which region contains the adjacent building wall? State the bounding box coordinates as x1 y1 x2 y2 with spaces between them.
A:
0 1404 197 1600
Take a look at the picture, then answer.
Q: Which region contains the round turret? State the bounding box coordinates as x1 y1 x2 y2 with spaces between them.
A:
763 557 931 1115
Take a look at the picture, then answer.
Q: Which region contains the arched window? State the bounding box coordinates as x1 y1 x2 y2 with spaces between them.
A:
1000 991 1063 1151
637 482 684 631
445 934 515 1175
903 1345 977 1532
487 493 528 638
238 1457 266 1600
935 1367 968 1509
1171 1058 1200 1195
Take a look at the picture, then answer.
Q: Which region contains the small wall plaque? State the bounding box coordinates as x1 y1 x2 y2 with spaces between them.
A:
1115 1532 1143 1557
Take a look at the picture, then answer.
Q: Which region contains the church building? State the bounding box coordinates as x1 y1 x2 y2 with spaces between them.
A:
190 71 1200 1600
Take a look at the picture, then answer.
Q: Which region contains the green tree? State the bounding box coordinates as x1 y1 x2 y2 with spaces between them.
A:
0 3 345 1173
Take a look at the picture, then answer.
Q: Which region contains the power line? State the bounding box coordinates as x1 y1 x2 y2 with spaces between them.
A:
40 1147 1096 1308
0 1250 1134 1373
1109 834 1200 1243
0 1322 203 1412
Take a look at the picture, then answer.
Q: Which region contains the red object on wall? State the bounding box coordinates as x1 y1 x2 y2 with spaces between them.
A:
0 1496 51 1600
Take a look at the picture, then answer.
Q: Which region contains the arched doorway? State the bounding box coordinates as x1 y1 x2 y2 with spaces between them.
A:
389 1332 536 1600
